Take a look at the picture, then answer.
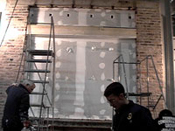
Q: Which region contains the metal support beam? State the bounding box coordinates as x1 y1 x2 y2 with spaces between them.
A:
161 0 175 113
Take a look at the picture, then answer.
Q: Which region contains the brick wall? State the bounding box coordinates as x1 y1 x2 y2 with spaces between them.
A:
0 0 164 128
0 3 28 127
136 1 164 117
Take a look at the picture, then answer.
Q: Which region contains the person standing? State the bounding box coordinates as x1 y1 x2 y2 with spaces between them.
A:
104 82 155 131
2 79 36 131
154 109 175 131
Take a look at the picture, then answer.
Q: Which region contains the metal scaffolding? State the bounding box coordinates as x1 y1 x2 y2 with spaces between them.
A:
112 54 166 110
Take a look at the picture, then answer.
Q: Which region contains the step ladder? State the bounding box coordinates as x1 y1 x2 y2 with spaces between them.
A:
112 55 166 111
24 15 56 131
112 55 165 107
112 54 152 101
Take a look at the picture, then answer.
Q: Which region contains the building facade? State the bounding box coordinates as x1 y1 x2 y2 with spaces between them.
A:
0 0 171 130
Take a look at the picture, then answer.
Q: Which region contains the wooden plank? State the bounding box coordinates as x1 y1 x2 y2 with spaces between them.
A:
28 25 136 39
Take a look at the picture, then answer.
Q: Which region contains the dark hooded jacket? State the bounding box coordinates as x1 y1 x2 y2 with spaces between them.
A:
113 100 155 131
154 109 175 131
2 84 30 130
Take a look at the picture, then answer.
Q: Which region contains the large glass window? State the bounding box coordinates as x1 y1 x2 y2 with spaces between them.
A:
28 8 136 120
29 36 136 120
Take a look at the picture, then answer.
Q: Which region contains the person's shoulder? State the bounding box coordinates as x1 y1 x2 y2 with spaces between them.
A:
132 102 147 108
6 85 18 93
129 100 143 108
13 84 29 94
130 101 150 112
19 85 29 93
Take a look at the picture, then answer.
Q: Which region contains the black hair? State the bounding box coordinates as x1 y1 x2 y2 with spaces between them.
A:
104 82 125 97
159 109 173 118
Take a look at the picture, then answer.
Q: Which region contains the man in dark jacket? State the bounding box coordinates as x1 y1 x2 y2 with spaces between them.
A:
154 109 175 131
104 82 155 131
2 79 35 131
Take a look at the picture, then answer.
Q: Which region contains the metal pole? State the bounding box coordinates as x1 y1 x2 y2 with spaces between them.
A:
51 15 56 119
121 55 129 99
161 0 175 113
146 56 150 108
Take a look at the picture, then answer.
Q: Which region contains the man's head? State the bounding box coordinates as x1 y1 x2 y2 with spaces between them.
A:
21 79 35 93
159 109 173 118
104 82 126 109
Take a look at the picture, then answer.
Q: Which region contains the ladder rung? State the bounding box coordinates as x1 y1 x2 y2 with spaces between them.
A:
128 92 152 97
33 125 49 128
31 80 49 83
30 104 51 108
26 59 52 63
27 50 53 56
29 22 51 25
48 124 110 129
147 105 155 108
31 92 47 95
24 69 50 73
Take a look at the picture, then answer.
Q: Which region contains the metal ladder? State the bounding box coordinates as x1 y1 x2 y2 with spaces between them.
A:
112 54 166 109
25 15 56 130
